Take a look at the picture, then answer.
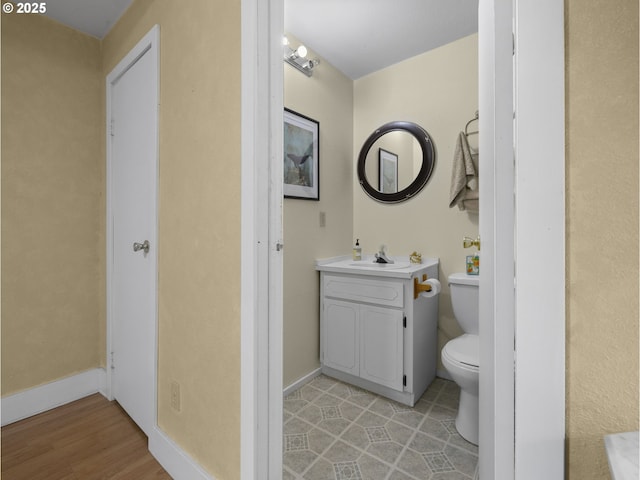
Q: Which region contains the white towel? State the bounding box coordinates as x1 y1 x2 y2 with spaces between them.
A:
449 132 479 213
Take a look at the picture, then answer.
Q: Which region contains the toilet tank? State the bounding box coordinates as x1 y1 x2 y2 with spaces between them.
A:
448 273 479 335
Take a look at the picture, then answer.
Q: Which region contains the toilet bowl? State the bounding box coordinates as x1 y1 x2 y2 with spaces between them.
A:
442 333 479 444
441 273 480 445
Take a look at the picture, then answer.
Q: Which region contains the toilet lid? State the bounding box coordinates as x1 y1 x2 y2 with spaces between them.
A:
444 334 479 367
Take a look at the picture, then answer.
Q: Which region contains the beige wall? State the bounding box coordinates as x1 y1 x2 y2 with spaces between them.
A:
4 4 638 479
353 34 479 364
283 37 354 386
102 1 241 478
565 0 639 478
283 35 478 384
1 13 103 394
2 2 242 477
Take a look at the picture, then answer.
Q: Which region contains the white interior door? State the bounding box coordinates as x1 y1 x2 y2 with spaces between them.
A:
107 27 159 438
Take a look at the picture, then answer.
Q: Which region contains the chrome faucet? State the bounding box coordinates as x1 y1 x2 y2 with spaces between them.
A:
374 245 394 264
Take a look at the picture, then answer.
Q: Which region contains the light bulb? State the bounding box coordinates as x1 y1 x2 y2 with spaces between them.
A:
296 45 307 58
282 36 289 46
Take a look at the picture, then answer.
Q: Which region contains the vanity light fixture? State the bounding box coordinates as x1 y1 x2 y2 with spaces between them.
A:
283 36 320 77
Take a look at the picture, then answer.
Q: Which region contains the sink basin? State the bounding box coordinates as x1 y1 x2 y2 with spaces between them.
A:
348 262 411 270
317 255 438 279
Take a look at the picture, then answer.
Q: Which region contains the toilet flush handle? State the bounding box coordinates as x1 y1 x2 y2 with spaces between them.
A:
463 236 480 250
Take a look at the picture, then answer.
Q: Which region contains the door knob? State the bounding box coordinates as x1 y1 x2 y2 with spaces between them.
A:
133 240 150 254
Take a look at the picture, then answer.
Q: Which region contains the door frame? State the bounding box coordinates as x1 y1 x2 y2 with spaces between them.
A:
478 0 516 476
240 1 284 478
240 1 565 478
105 25 160 434
512 1 565 478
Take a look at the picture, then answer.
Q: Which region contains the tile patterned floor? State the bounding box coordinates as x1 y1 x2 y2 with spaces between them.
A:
283 375 478 480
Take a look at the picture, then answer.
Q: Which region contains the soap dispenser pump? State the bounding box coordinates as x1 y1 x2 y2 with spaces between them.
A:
353 239 362 261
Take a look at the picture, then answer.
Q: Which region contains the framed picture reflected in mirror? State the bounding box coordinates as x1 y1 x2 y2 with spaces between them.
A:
378 148 398 194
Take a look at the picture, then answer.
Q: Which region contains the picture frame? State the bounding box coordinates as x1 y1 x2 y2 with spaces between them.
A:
378 148 398 194
283 108 320 200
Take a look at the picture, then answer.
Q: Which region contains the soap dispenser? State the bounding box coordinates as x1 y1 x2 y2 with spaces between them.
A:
466 252 480 275
352 239 362 261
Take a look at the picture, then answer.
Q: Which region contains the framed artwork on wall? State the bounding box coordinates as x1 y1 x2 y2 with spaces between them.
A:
378 148 398 194
283 108 319 200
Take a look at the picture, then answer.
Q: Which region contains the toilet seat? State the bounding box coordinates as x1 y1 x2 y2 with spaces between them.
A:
442 334 479 368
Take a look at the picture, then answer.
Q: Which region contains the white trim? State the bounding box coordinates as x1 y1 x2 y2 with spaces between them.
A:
266 0 285 477
513 1 565 478
283 368 452 398
1 368 106 426
240 0 259 477
240 0 283 478
478 1 516 479
105 24 160 435
283 368 322 397
149 427 215 480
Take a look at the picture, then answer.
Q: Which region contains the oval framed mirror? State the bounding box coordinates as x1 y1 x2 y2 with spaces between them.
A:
357 121 435 203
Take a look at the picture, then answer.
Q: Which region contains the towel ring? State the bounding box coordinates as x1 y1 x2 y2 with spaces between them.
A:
465 110 479 136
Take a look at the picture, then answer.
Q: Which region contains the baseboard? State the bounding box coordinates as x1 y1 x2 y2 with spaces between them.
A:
149 427 214 480
284 367 452 395
1 368 213 479
283 367 322 397
1 368 106 426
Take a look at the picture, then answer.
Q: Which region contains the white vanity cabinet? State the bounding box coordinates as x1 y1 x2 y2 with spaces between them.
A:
322 298 360 376
316 256 439 407
323 296 404 391
358 303 404 390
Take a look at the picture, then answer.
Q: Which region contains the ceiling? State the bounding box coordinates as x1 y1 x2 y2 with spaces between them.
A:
43 0 133 39
44 0 478 80
285 0 478 79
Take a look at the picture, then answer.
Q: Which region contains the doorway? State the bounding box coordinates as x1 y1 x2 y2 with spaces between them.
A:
240 1 565 478
106 25 160 438
282 3 481 478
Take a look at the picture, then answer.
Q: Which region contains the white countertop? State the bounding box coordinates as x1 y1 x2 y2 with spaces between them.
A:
316 255 438 279
605 431 639 480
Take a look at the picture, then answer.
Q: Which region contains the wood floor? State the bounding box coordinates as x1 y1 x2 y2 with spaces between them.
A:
1 394 172 479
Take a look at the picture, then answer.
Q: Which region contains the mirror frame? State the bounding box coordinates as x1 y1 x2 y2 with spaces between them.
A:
357 121 435 203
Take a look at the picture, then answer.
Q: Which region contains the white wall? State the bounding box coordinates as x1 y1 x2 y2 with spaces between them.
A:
353 34 479 366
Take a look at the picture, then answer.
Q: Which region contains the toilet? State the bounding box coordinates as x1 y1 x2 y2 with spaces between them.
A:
441 272 479 445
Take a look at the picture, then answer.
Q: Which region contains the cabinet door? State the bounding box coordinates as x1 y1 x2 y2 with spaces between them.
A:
359 305 404 391
323 299 359 376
